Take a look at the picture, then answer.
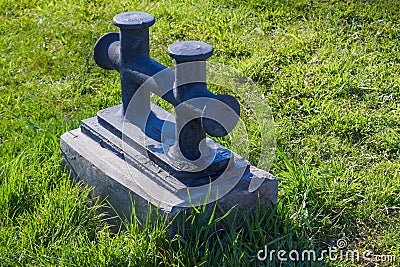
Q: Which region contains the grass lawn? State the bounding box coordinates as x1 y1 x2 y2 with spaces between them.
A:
0 0 399 266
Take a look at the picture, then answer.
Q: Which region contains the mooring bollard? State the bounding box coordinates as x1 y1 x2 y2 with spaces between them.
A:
167 41 240 161
61 11 278 231
93 12 176 114
93 12 241 180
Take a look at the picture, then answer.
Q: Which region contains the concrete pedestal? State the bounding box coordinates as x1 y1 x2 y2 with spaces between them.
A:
60 105 278 233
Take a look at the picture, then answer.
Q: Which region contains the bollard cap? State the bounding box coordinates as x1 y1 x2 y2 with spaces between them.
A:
168 41 213 62
113 12 155 29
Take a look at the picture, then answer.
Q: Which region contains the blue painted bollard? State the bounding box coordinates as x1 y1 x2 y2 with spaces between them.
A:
92 12 241 185
60 11 277 230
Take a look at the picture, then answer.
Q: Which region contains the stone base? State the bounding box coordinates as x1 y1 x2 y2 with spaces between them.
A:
60 114 278 234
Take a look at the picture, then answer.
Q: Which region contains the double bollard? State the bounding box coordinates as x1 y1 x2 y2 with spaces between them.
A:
60 11 277 230
93 12 240 179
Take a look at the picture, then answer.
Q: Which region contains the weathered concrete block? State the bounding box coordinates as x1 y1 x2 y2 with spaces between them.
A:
61 115 278 232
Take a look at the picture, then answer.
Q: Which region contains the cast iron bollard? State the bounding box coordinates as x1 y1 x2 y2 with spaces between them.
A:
60 11 278 230
167 41 240 161
93 12 240 179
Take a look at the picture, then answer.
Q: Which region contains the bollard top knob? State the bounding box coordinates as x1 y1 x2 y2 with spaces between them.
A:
113 12 155 29
168 41 213 62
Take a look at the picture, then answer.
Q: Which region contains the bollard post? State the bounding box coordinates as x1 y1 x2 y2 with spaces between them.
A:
167 41 240 161
93 12 240 172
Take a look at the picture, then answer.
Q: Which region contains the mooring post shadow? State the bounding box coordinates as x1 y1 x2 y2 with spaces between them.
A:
61 11 278 230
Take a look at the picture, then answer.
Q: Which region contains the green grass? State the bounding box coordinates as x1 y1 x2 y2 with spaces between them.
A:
1 0 399 266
